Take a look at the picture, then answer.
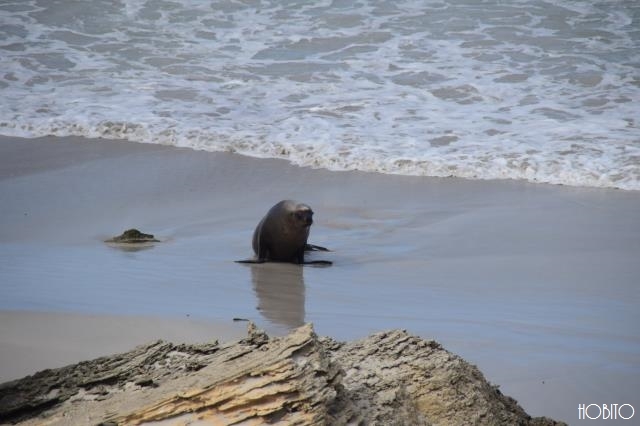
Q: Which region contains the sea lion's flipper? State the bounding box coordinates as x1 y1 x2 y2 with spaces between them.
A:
305 243 330 252
235 259 267 264
302 260 333 266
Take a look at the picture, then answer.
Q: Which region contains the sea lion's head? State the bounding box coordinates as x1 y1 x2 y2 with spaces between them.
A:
278 200 313 230
291 203 313 229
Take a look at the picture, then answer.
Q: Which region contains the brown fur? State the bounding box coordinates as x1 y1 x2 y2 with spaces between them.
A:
252 200 313 263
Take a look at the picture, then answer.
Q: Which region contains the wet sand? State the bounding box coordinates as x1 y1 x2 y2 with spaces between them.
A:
0 310 246 383
1 135 639 424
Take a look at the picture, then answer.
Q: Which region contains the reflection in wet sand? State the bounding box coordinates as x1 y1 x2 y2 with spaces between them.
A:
105 242 157 253
250 263 305 330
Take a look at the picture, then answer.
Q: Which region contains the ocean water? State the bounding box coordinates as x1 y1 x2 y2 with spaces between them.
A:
1 0 639 190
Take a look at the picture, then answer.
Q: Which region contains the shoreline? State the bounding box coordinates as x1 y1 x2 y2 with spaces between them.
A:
1 135 639 424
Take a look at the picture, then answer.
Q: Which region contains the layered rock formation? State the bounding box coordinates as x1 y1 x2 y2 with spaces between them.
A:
0 324 564 425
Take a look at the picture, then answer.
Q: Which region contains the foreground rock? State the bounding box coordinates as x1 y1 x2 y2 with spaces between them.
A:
0 324 564 425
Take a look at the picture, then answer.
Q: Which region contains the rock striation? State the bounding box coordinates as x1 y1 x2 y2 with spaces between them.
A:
0 324 565 425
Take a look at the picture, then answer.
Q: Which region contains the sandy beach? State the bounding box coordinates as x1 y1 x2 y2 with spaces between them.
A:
0 310 247 384
1 135 639 424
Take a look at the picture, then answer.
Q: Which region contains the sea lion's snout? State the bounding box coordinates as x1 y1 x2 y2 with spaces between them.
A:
295 210 313 227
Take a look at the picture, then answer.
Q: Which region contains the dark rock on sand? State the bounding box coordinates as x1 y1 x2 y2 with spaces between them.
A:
105 229 159 244
0 324 565 426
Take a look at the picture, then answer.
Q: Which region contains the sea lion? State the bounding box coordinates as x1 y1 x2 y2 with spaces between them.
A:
236 200 332 265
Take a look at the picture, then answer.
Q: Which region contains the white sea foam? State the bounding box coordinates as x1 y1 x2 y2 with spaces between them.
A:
1 0 639 189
